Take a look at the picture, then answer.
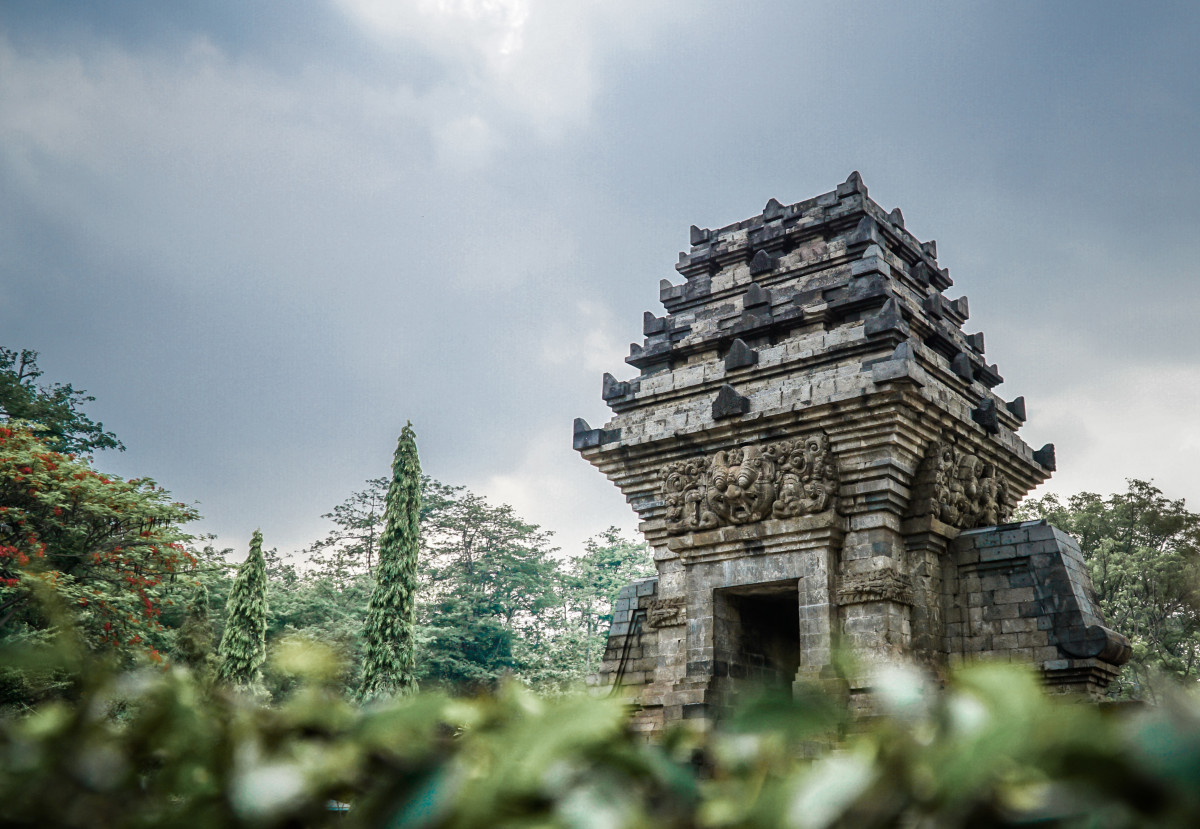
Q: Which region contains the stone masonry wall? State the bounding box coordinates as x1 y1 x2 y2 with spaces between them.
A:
948 520 1130 697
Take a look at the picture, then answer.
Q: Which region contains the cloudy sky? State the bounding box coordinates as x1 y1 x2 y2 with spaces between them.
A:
2 1 1198 559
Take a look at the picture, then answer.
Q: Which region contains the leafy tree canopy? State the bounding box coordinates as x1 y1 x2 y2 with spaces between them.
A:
0 423 198 666
0 347 123 455
263 473 653 696
305 476 388 588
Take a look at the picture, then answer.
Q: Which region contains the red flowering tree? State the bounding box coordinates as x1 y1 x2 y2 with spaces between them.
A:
0 423 199 661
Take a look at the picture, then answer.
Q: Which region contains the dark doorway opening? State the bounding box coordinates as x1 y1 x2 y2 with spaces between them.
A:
713 580 801 710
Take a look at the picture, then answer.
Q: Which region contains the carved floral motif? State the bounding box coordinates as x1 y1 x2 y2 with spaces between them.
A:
661 433 839 535
907 437 1010 529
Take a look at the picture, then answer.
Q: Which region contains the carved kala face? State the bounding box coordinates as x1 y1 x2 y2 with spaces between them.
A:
707 446 775 524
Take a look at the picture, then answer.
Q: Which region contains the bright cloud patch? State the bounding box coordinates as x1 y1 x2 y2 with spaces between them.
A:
334 0 676 136
1026 362 1200 502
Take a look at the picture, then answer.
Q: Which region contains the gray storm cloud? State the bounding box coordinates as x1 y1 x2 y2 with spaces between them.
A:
2 0 1198 557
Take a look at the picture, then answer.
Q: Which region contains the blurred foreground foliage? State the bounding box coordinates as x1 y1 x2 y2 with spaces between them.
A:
6 634 1200 828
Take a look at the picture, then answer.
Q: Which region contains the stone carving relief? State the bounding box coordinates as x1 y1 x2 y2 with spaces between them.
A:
661 457 718 533
906 437 1010 529
837 570 915 606
765 434 838 517
647 597 686 628
661 433 838 535
706 445 777 525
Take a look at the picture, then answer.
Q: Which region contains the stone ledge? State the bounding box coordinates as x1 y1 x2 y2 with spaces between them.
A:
667 512 846 564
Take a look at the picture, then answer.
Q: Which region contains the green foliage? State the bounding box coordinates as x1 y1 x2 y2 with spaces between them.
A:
305 477 388 587
417 476 561 690
357 424 421 702
0 347 123 456
0 423 199 675
272 578 370 696
1020 480 1200 699
176 581 217 682
280 473 651 696
7 635 1200 828
177 465 649 700
420 592 517 687
510 526 653 692
218 531 269 688
565 527 655 675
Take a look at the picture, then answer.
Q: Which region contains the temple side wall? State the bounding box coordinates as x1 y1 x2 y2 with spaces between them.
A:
948 520 1129 697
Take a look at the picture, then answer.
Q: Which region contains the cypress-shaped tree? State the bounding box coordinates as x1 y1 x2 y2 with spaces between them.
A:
176 581 217 681
216 530 268 687
357 423 421 702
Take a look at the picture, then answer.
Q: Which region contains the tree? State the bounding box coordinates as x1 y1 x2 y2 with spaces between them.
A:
564 527 655 675
357 424 421 702
217 530 268 687
175 581 216 681
509 528 655 691
305 477 388 587
296 474 646 694
420 593 518 689
0 423 198 662
417 477 561 690
0 348 123 456
1019 479 1200 699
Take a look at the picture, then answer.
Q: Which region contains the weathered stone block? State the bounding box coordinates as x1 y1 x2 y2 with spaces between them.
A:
1017 631 1048 648
1001 617 1038 634
980 544 1019 562
992 633 1020 650
995 587 1035 605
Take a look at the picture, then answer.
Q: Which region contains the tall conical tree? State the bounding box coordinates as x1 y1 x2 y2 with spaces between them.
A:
216 530 268 687
176 581 217 681
357 423 421 702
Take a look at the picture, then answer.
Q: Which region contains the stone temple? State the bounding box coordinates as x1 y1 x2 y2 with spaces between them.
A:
574 172 1130 735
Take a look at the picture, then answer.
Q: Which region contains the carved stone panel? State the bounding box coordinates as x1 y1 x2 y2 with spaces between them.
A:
647 597 686 628
661 433 839 535
707 445 776 525
906 436 1010 529
837 570 915 606
661 457 718 534
764 433 838 518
